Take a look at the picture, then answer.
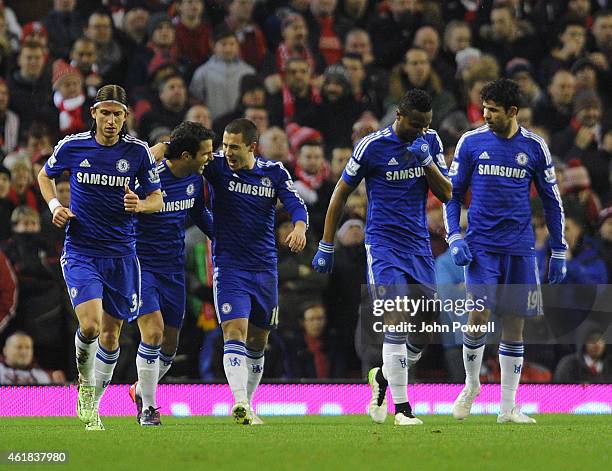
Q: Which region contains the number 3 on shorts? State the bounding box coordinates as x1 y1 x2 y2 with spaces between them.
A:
130 293 138 313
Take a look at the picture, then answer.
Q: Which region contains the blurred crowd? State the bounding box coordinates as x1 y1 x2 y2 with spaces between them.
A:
0 0 611 385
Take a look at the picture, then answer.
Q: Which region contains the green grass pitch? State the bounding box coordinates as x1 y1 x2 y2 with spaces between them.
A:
1 415 610 471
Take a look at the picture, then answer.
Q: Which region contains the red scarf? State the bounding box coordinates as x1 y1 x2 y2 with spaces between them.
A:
282 85 321 126
294 160 329 190
54 92 86 136
317 16 342 65
303 334 329 378
276 42 315 75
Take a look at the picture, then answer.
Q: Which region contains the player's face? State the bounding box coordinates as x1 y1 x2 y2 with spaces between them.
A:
91 102 127 141
223 131 255 171
188 139 214 173
482 100 516 135
395 108 432 142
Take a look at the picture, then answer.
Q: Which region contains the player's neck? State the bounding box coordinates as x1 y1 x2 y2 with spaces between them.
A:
95 133 120 146
166 159 190 178
241 153 256 170
493 120 519 139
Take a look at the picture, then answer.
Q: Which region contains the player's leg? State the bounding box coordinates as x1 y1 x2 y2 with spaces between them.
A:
497 255 539 424
453 251 498 420
61 253 105 424
365 245 420 425
214 268 253 424
497 315 535 423
156 272 188 383
95 312 122 407
245 323 269 403
135 311 163 425
245 323 269 425
159 325 180 381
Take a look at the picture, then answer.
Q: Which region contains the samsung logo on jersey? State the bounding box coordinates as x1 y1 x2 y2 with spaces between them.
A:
385 167 426 181
162 198 195 212
76 172 131 186
228 181 276 198
478 164 527 179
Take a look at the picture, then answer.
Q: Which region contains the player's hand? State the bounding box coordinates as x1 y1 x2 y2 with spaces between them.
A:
124 185 141 213
548 257 567 284
312 241 334 273
285 224 307 252
449 238 472 266
52 206 75 228
407 136 433 167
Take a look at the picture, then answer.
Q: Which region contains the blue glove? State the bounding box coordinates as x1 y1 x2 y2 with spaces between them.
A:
407 136 433 167
548 257 567 284
312 241 334 273
449 237 472 266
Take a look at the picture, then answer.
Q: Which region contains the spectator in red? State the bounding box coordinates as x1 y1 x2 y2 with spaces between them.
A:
7 163 37 211
554 329 612 383
310 0 343 66
0 248 16 333
174 0 213 72
268 57 322 129
0 332 66 385
224 0 268 71
51 60 90 137
69 37 102 100
287 303 346 379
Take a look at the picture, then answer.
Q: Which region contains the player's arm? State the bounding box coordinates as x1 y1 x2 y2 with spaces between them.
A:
149 142 168 162
443 134 473 266
276 165 309 253
533 141 568 283
189 183 214 239
37 144 74 228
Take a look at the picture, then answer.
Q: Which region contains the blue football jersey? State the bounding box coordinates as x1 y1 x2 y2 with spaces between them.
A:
44 132 161 257
444 125 566 257
204 153 308 270
342 126 448 256
136 159 213 273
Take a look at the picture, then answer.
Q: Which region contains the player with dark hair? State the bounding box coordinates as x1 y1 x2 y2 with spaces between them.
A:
209 118 308 424
37 84 163 430
312 89 452 425
129 122 215 426
445 78 566 424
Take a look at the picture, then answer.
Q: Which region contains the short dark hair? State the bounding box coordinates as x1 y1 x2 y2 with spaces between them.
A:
158 73 184 92
298 139 323 153
397 89 432 115
166 121 215 160
225 118 258 145
480 78 522 111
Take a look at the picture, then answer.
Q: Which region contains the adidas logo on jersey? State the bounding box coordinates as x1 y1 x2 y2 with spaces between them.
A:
162 191 168 197
79 159 91 167
478 152 490 160
388 157 399 166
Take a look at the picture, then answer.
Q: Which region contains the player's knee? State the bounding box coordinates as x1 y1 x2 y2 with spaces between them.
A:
246 335 268 352
223 327 246 342
79 320 100 339
99 331 120 350
143 329 163 346
469 309 490 325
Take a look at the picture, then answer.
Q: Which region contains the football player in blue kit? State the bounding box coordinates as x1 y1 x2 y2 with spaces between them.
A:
129 122 215 426
444 79 567 424
312 90 452 426
37 85 163 430
205 118 308 424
